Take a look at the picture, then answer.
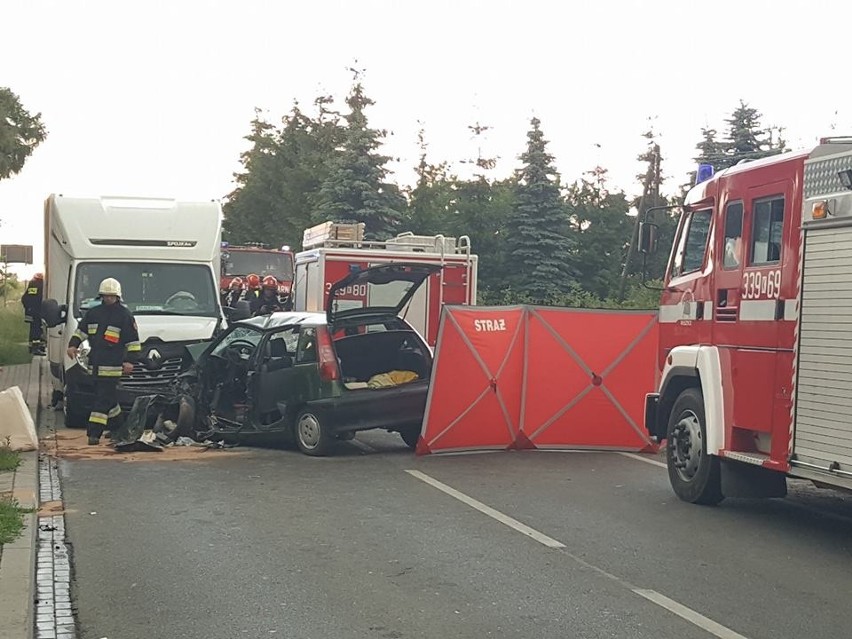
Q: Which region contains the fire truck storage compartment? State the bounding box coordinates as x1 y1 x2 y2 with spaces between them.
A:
794 222 852 472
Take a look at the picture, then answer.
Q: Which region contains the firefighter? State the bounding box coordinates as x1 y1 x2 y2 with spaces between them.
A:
21 273 45 355
244 273 261 306
66 278 141 445
251 276 283 316
221 277 244 308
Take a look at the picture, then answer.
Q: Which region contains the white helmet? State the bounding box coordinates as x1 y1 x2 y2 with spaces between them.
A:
98 278 122 298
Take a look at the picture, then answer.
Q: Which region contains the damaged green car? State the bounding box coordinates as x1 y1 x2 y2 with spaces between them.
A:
166 263 438 455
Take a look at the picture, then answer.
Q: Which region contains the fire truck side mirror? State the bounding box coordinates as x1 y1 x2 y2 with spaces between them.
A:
638 222 659 255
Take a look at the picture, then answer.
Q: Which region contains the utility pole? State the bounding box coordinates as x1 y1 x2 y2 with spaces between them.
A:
618 143 660 301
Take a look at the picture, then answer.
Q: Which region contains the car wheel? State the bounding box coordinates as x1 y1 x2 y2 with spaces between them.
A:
295 409 332 456
64 392 88 429
666 387 723 505
399 426 421 450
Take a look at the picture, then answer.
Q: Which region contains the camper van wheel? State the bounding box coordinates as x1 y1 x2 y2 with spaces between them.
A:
666 388 723 506
399 426 420 449
295 409 332 457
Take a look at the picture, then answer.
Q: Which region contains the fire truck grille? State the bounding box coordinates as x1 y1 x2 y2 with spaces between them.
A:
804 155 852 199
122 358 184 389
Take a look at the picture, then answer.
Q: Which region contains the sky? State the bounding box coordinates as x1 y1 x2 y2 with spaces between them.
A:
2 0 850 278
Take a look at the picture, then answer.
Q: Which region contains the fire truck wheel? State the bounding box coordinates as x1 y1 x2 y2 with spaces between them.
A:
295 409 332 457
666 388 723 505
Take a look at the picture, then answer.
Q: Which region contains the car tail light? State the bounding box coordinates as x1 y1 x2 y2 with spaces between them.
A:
316 328 340 381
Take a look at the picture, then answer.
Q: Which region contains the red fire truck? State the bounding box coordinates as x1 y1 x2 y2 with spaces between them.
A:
220 243 295 298
641 137 852 504
293 222 478 346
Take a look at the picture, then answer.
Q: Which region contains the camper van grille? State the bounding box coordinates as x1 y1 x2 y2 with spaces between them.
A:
122 357 184 389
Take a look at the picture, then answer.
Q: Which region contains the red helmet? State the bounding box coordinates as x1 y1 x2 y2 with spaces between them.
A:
229 277 244 290
262 275 278 290
246 274 261 289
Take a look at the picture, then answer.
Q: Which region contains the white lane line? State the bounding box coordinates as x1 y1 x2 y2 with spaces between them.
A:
406 468 750 639
633 590 749 639
404 469 566 548
618 451 668 469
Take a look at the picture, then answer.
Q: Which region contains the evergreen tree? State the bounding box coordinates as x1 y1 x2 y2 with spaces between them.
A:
723 100 785 164
223 98 345 248
317 73 404 240
449 176 514 298
405 126 453 234
694 127 727 166
568 167 632 299
222 110 280 243
440 120 514 298
0 87 47 181
507 117 574 302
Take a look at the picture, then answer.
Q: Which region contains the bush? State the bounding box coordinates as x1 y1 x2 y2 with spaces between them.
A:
479 279 663 310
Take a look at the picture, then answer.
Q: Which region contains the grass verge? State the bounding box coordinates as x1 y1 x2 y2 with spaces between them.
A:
0 443 21 472
0 497 26 545
0 289 33 366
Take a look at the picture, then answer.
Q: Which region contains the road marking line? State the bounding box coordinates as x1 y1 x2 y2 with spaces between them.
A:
633 589 749 639
404 469 566 548
406 468 750 639
618 452 667 469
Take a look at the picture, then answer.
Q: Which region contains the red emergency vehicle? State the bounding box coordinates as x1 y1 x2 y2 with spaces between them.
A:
293 222 478 346
220 243 295 298
641 137 852 504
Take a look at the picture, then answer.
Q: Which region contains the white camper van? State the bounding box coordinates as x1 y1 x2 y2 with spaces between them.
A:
42 194 229 427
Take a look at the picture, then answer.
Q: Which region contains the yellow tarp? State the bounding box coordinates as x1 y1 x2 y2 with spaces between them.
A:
366 370 419 389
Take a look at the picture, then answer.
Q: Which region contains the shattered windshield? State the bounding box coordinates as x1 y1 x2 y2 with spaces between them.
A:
209 325 264 358
74 262 219 317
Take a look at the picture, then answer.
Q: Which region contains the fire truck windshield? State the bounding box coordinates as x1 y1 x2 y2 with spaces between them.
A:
671 208 712 278
223 251 294 280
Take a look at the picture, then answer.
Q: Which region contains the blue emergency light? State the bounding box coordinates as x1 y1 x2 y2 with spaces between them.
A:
695 163 714 185
221 241 229 248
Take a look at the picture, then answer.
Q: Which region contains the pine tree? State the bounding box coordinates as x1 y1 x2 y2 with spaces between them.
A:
721 100 787 167
508 117 574 302
317 73 404 240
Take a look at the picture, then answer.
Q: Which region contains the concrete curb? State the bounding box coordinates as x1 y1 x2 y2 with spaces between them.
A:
0 358 43 639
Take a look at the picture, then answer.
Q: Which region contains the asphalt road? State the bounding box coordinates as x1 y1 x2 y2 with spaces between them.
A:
57 428 852 639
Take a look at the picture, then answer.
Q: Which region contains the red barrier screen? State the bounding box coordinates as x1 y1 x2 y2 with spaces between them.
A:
418 306 659 454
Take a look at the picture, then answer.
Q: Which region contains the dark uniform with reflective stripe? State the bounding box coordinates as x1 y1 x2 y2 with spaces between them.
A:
21 279 44 352
68 302 141 440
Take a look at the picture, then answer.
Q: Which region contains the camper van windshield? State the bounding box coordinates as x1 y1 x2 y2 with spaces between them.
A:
222 251 294 280
74 263 219 317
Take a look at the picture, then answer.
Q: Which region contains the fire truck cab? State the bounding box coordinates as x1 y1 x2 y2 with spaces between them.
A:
641 137 852 504
220 243 295 299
